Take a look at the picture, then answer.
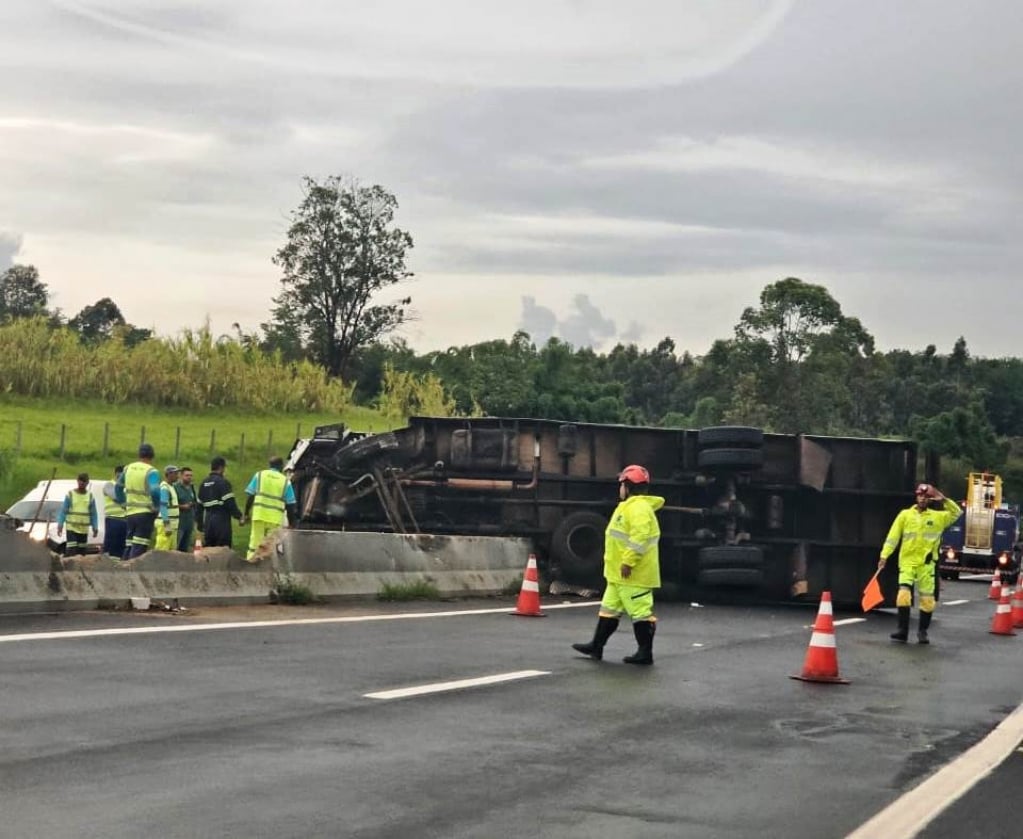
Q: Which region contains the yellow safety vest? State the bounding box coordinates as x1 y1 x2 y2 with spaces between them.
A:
65 490 92 532
604 494 665 588
251 469 288 525
105 481 126 518
160 481 180 525
125 461 157 516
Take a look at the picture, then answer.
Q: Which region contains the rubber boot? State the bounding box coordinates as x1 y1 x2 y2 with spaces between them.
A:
890 606 910 643
572 616 619 660
917 610 932 645
623 621 655 665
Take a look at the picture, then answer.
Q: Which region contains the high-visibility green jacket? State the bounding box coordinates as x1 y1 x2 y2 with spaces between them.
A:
603 494 664 588
249 469 288 525
881 498 962 567
159 481 180 528
123 461 159 516
59 490 96 533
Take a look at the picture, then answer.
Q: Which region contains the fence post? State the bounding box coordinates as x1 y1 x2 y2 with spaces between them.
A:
266 429 273 458
140 426 146 446
15 421 22 454
102 422 109 458
239 433 246 462
59 424 67 459
209 429 216 455
296 422 301 440
175 427 181 459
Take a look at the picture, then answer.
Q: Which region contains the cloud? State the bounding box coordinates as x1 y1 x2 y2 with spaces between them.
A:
517 293 638 350
0 232 22 270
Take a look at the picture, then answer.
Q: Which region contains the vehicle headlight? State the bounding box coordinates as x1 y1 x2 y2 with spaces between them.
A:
945 547 955 559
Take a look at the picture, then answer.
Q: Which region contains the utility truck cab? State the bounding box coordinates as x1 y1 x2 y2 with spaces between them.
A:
938 472 1018 580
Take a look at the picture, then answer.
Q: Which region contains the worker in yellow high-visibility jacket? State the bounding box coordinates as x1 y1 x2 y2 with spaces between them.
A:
878 483 961 645
243 456 298 560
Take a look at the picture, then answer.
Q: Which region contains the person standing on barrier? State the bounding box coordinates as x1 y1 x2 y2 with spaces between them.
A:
154 465 180 551
174 466 197 553
116 443 161 559
243 456 297 560
572 464 664 665
56 472 98 557
102 464 127 558
197 456 245 549
878 483 962 645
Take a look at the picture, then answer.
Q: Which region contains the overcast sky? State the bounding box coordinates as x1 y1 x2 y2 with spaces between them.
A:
2 1 1021 359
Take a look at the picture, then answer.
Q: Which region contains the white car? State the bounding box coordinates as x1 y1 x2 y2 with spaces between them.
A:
5 478 108 554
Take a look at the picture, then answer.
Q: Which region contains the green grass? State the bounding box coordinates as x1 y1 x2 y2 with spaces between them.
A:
0 394 396 555
377 579 442 601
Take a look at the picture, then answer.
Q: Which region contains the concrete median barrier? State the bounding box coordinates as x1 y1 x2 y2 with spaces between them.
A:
0 527 533 613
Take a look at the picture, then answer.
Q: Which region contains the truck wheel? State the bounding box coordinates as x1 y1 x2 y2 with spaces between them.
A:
698 545 764 570
697 426 764 449
331 433 401 469
550 512 607 586
697 448 764 470
697 567 765 588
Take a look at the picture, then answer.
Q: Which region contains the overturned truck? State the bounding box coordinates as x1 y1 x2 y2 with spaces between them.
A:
286 417 926 606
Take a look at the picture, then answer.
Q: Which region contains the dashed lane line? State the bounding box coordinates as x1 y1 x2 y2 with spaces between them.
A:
365 670 550 700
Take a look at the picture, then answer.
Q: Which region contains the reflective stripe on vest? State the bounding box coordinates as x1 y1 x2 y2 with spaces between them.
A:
252 469 287 525
160 481 180 523
125 461 157 516
65 490 91 531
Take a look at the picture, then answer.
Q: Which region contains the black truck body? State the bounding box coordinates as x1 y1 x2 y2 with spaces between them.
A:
286 417 925 607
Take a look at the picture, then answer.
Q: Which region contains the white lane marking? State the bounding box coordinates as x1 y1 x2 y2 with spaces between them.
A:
0 601 600 644
834 618 867 627
365 670 550 700
845 702 1023 839
943 599 969 606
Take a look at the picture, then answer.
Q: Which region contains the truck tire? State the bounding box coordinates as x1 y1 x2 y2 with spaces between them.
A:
697 567 765 588
697 426 764 449
550 511 607 586
697 545 764 570
697 447 764 470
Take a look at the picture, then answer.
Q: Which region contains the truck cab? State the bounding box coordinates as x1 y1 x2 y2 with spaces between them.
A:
938 472 1019 580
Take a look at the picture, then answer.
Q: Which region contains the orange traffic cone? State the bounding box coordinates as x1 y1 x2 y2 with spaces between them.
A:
989 584 1017 636
988 568 1001 600
512 554 546 617
1011 582 1023 630
790 591 850 684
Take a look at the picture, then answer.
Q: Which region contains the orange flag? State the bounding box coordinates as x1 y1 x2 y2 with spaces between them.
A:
861 571 884 612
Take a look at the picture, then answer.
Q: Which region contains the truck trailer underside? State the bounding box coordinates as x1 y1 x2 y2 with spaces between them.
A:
286 417 924 607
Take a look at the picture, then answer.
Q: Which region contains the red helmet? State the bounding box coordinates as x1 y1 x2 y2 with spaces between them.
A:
618 464 650 484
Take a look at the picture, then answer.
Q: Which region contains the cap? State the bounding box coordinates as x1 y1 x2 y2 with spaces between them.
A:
138 442 155 458
165 464 180 475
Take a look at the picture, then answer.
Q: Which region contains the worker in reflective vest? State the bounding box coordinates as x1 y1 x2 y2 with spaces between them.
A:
115 443 161 559
57 472 98 556
878 482 962 645
243 456 298 560
102 464 127 558
572 464 664 665
154 465 181 551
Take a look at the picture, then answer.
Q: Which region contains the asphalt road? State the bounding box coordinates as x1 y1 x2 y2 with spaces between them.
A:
1 579 1021 839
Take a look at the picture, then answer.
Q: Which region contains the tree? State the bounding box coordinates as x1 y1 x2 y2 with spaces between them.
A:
0 264 49 322
267 177 414 380
68 297 126 344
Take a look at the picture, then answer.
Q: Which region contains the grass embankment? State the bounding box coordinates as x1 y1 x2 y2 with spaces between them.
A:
0 395 393 555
